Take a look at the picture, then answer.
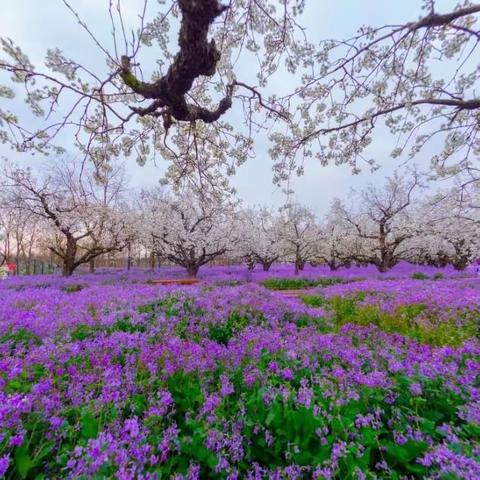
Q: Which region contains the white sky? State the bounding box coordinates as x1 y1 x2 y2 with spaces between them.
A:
0 0 458 216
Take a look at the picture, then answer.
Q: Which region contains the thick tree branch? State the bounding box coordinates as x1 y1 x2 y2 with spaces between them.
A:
120 0 232 124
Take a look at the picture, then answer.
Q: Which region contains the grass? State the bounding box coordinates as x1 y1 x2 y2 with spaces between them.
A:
262 277 343 290
325 295 477 346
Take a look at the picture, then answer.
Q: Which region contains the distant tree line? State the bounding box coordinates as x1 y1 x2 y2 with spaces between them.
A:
2 157 479 277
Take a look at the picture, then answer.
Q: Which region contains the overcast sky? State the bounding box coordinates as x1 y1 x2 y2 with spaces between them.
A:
0 0 456 215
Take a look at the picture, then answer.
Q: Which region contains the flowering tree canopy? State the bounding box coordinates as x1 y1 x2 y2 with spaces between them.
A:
1 1 478 186
331 171 422 272
279 203 320 274
0 0 302 179
141 186 238 276
237 207 285 271
271 1 480 183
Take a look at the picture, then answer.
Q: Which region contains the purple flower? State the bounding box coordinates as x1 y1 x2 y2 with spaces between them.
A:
9 432 24 447
0 455 10 477
410 382 422 396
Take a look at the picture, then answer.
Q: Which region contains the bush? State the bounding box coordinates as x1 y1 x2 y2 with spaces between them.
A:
262 277 343 290
208 309 263 344
300 295 326 307
412 272 429 280
62 283 85 293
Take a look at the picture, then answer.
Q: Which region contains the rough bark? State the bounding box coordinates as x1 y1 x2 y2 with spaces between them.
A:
120 0 232 128
62 235 77 277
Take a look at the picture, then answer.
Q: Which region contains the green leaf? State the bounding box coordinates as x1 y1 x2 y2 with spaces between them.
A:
385 440 427 464
80 413 99 439
35 441 55 461
15 444 33 479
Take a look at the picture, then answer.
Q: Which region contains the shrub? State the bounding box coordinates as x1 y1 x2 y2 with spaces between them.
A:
300 295 326 307
262 277 343 290
62 283 85 293
412 272 429 280
208 311 252 344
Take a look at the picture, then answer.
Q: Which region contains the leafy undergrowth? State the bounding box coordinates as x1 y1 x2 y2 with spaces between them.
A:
299 292 479 347
0 278 478 478
412 271 445 281
263 276 344 290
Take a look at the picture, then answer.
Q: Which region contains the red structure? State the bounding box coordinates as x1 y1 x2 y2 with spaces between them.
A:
6 263 16 273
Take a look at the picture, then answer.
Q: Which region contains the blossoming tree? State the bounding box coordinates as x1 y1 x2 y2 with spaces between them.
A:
332 172 422 272
237 207 285 272
279 204 320 275
1 157 130 275
141 186 238 277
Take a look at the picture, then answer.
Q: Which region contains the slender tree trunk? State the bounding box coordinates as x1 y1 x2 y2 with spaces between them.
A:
127 242 132 271
4 233 10 264
294 246 304 275
89 258 95 273
377 254 393 272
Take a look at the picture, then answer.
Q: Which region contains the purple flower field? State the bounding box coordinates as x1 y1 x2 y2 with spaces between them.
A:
0 263 479 479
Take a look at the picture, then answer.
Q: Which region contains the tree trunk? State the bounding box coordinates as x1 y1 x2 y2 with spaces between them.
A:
294 254 305 275
377 263 388 273
453 256 468 270
62 261 75 276
246 261 255 271
62 236 77 276
377 256 396 272
127 242 132 271
262 261 273 272
186 264 199 277
89 258 95 273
